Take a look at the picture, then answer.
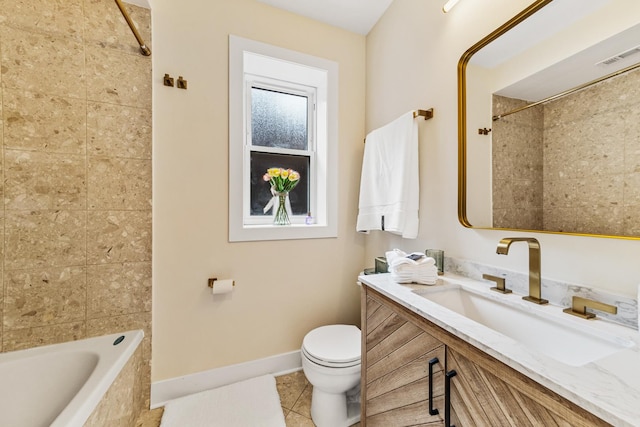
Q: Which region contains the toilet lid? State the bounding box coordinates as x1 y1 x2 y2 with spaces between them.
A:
302 325 361 367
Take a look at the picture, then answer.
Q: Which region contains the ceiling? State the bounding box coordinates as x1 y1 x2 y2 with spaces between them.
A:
470 0 640 103
256 0 395 35
471 0 611 69
496 22 640 102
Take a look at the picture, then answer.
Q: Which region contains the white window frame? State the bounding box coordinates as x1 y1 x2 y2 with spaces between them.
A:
229 35 338 242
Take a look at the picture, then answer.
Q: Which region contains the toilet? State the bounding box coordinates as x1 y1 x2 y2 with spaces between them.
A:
301 324 361 427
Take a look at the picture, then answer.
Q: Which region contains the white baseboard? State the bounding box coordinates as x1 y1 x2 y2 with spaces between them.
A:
150 350 302 408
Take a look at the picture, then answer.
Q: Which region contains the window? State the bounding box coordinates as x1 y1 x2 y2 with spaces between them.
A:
247 84 314 223
229 35 338 242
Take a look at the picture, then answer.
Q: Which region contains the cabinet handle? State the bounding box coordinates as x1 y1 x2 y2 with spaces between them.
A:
428 357 439 416
445 369 457 427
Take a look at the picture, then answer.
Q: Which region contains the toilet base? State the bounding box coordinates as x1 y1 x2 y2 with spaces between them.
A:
346 400 361 425
310 386 361 427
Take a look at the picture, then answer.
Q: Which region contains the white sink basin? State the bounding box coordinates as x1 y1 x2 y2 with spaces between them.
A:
413 282 635 367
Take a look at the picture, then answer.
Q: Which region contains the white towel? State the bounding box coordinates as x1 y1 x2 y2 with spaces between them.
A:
386 249 438 285
357 111 419 239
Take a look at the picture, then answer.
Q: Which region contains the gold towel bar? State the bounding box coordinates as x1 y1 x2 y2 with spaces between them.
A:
413 108 434 119
364 108 434 143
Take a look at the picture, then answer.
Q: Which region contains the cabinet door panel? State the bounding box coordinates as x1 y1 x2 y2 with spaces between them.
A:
366 293 383 320
364 292 446 426
514 391 567 426
367 320 423 366
367 306 407 349
366 297 394 333
448 349 511 426
448 348 602 427
368 331 444 383
367 398 445 427
368 375 437 416
368 349 444 399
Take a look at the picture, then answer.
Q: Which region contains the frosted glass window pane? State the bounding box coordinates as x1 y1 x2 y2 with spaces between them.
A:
250 152 310 216
251 87 308 150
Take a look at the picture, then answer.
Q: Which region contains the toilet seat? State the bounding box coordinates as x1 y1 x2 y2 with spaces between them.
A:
302 325 361 368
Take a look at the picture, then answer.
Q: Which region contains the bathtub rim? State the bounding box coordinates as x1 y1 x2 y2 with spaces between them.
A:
57 329 144 427
0 330 144 427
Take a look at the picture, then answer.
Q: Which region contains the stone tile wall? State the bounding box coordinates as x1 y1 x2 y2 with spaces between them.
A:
492 67 640 236
543 67 640 236
0 0 152 409
492 94 544 230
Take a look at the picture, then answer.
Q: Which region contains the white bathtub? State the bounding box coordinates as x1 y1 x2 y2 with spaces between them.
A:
0 330 144 427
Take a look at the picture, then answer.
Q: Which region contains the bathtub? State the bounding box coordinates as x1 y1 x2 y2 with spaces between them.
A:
0 330 144 427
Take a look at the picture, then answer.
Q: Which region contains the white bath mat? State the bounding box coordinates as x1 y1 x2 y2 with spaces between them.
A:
160 374 286 427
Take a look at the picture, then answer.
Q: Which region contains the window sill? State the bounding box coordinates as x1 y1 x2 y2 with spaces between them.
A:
229 222 337 242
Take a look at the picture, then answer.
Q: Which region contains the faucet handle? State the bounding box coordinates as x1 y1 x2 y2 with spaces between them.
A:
483 274 512 294
563 296 618 319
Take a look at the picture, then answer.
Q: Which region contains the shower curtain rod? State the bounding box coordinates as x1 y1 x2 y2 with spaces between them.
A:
492 60 640 121
114 0 151 56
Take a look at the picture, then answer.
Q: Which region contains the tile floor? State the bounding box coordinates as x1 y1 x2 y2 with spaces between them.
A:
134 370 360 427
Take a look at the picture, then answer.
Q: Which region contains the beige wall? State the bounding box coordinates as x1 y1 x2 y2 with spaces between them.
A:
0 0 152 406
365 0 640 298
465 64 494 226
152 0 366 380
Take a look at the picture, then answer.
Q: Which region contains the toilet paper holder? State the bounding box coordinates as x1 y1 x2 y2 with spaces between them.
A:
207 277 235 288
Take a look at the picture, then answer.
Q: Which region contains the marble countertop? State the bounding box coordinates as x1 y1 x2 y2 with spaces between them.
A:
358 272 640 427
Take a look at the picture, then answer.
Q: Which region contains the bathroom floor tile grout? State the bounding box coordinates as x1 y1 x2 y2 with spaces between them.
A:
288 388 304 412
287 382 312 417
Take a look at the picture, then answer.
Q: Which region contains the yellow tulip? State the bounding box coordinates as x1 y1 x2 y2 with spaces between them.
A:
267 167 280 177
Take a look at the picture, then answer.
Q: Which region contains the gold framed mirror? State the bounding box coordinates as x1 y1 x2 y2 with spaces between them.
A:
458 0 640 239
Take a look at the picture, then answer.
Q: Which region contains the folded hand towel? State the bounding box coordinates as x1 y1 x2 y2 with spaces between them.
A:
389 255 436 269
385 249 439 285
386 249 431 265
391 268 438 285
357 111 419 238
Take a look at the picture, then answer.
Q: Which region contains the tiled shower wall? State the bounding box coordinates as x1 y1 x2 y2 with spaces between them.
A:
0 0 152 406
492 94 544 230
543 67 640 236
492 67 640 236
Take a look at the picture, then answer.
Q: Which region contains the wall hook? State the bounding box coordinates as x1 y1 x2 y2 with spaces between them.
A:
177 76 188 90
164 73 174 87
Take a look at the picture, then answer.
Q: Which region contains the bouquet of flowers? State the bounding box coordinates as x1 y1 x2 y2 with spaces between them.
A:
263 167 301 193
263 168 301 225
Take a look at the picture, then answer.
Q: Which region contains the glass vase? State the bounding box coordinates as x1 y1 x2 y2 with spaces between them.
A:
273 192 290 225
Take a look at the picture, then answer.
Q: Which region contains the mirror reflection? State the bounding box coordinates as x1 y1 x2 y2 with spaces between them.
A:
461 0 640 238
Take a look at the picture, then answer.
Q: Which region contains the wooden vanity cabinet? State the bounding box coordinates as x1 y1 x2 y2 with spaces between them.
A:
361 286 611 427
362 286 446 426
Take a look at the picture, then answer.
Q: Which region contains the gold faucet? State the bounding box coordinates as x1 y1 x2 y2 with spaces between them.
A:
563 296 617 319
496 237 548 305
